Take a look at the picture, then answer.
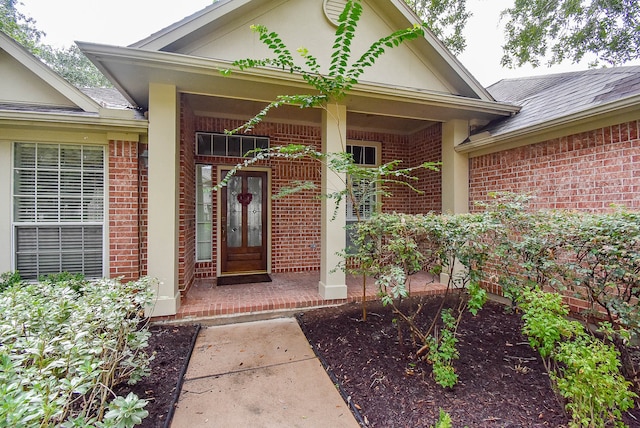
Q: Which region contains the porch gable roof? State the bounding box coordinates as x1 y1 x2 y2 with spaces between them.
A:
127 0 492 102
78 0 521 133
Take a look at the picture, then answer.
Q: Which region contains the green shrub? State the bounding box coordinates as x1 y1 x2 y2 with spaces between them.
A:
0 271 22 292
38 271 88 294
0 275 155 427
518 288 636 427
427 309 459 388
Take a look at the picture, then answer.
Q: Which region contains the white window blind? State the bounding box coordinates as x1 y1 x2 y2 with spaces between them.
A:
346 143 379 222
13 143 105 279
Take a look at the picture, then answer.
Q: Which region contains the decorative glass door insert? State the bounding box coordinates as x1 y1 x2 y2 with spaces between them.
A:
220 170 268 274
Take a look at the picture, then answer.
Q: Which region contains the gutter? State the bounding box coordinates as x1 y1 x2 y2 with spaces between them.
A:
0 109 148 132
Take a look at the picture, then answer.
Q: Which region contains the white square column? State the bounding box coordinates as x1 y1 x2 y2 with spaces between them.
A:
441 119 470 285
319 103 348 299
442 119 470 214
146 83 180 316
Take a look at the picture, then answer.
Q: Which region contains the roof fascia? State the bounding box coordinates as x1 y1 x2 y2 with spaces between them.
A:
384 0 496 101
129 0 252 50
0 109 148 133
459 95 640 156
0 32 101 113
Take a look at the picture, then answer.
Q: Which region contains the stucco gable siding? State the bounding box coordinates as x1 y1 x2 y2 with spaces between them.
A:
0 49 78 109
158 0 454 95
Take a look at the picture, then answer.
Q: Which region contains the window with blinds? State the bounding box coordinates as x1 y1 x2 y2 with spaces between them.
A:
346 142 380 222
345 142 380 250
12 143 105 279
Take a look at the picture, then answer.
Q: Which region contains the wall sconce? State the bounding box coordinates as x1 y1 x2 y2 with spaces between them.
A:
139 149 149 168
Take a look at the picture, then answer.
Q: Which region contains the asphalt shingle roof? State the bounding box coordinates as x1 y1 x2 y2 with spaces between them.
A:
477 66 640 137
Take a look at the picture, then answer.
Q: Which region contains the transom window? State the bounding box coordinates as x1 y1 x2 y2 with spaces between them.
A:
12 142 105 279
196 132 269 157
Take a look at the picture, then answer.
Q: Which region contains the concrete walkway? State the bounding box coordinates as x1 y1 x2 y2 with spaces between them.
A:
171 317 360 428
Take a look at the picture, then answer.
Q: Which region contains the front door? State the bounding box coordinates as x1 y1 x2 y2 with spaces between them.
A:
220 170 268 274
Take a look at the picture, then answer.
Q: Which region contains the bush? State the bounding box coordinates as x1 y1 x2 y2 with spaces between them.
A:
518 287 636 427
0 275 155 427
345 212 490 388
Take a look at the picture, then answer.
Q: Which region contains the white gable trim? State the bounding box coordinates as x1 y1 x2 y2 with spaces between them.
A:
0 32 101 114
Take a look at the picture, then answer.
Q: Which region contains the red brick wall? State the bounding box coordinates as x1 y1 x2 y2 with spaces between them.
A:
410 124 442 214
138 143 148 277
470 120 640 310
108 140 140 281
180 116 443 280
469 120 640 211
179 98 196 292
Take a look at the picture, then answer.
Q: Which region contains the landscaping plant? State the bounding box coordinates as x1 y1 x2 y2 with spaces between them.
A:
346 212 489 388
0 273 155 427
217 0 440 319
484 193 640 386
518 287 636 427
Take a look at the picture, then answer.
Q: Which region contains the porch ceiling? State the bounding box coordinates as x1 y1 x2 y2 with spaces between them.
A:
185 93 432 134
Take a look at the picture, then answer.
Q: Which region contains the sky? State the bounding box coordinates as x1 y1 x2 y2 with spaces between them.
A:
17 0 639 87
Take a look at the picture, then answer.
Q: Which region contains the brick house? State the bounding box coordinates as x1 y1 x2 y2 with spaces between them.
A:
1 0 638 317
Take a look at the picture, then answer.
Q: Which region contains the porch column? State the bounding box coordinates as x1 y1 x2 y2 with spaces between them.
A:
441 119 470 214
441 119 470 285
319 103 348 299
146 83 180 316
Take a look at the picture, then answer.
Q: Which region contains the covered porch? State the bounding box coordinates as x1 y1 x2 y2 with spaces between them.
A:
152 271 447 323
78 1 520 318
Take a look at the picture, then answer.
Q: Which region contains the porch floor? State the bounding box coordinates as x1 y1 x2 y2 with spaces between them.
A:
152 271 447 324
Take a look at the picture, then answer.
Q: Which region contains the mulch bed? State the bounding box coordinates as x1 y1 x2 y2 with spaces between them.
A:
115 324 199 428
297 296 640 427
120 295 640 427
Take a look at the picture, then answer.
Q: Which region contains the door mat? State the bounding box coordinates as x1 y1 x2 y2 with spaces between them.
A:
216 273 272 286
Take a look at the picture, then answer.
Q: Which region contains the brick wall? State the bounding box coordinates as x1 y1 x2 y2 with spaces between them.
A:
179 98 196 292
410 124 442 214
469 120 640 211
469 120 640 311
108 140 140 281
138 143 148 277
182 116 443 281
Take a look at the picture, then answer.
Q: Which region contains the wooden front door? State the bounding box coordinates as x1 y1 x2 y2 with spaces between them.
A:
220 170 268 274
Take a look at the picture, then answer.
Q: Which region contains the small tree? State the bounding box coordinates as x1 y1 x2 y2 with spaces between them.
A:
218 0 440 319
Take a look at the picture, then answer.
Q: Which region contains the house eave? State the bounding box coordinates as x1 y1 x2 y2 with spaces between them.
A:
78 42 518 123
458 95 640 157
0 109 148 134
